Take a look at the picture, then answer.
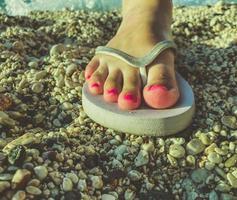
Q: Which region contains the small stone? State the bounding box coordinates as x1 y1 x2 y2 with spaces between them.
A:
12 169 31 189
77 179 87 191
31 82 44 93
128 170 142 181
141 141 155 152
0 181 10 193
225 154 237 168
34 70 47 80
207 152 223 164
0 94 12 111
169 144 185 158
186 138 205 155
167 154 178 166
34 165 48 181
208 190 218 200
124 189 136 200
0 173 13 181
215 182 231 192
8 145 26 165
227 173 237 188
0 152 7 165
199 133 211 145
62 177 73 191
186 155 196 166
221 116 237 129
66 172 78 184
114 145 128 157
191 168 210 183
90 176 103 189
220 193 237 200
66 64 78 76
134 150 149 167
26 186 42 195
12 190 26 200
50 44 66 56
42 151 57 161
27 179 40 187
101 194 116 200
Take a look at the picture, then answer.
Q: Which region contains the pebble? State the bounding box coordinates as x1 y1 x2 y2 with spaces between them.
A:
220 193 237 200
26 185 42 195
62 177 73 191
191 168 210 183
199 133 211 145
114 145 128 157
101 194 116 200
50 44 66 56
221 116 237 129
34 165 48 180
215 182 231 192
31 82 44 93
169 144 185 158
128 170 142 181
225 154 237 168
186 155 196 166
0 181 10 193
141 141 155 152
66 172 79 184
66 63 78 76
77 179 87 191
34 70 47 80
134 150 149 167
12 190 26 200
227 173 237 188
186 138 205 155
0 173 13 181
124 189 136 200
90 176 103 189
208 190 218 200
207 152 223 164
62 102 73 110
12 169 31 189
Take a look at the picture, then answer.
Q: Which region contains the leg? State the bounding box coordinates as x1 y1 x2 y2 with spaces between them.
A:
85 0 179 110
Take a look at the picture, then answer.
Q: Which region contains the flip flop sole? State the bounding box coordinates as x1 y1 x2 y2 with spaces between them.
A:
82 72 195 136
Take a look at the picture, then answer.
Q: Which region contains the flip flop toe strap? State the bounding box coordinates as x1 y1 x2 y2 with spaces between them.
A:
95 40 177 87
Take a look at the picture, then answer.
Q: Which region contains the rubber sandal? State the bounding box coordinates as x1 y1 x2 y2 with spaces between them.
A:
82 40 195 136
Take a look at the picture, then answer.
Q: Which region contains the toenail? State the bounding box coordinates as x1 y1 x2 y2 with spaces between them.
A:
106 88 118 95
124 93 137 102
148 84 168 91
91 82 100 88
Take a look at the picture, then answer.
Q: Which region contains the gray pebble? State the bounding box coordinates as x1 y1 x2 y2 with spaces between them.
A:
26 186 42 195
34 166 48 181
134 150 149 167
186 138 205 155
62 177 73 191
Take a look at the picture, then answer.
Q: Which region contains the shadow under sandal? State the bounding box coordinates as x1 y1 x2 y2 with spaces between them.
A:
82 40 195 136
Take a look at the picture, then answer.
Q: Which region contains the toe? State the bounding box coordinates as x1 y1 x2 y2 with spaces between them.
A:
103 68 122 103
118 69 141 110
88 64 108 95
143 63 180 109
85 57 100 80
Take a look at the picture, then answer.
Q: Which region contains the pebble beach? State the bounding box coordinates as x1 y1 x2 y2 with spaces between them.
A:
0 2 237 200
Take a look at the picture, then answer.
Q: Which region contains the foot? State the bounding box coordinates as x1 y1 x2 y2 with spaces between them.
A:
84 0 180 110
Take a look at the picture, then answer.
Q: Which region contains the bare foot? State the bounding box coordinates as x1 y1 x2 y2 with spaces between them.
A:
85 0 180 110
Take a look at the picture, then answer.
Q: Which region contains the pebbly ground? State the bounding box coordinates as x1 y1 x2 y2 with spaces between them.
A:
0 2 237 200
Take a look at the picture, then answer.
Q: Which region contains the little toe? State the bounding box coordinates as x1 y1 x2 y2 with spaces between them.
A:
118 70 141 110
103 68 122 103
88 65 108 95
85 57 100 80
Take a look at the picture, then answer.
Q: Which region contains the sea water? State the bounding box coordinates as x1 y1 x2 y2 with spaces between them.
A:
0 0 237 15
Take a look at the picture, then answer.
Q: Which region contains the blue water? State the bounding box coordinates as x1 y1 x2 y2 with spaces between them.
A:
1 0 237 15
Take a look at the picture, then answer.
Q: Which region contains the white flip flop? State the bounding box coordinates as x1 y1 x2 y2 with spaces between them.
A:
82 40 195 136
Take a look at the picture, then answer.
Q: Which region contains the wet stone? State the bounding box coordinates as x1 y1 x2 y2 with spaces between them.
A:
0 173 13 181
191 168 210 183
134 150 149 167
186 138 205 155
227 173 237 188
0 181 10 193
34 165 48 180
225 154 237 168
169 144 185 158
207 152 223 164
221 116 237 129
26 185 42 195
12 190 26 200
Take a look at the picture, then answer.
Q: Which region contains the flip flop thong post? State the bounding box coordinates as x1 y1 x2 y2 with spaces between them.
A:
82 40 195 136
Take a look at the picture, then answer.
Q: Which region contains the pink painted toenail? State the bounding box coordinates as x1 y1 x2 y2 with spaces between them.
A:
124 93 137 101
107 88 118 95
91 83 100 88
148 84 168 91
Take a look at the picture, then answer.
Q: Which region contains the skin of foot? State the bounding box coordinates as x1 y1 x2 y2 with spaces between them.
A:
84 0 180 110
